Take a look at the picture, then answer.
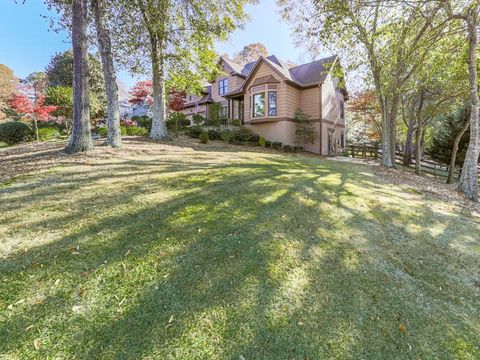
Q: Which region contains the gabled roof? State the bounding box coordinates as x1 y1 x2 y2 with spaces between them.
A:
182 85 212 109
217 54 345 97
288 55 338 86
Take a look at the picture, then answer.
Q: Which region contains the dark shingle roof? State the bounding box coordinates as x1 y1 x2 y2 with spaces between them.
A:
288 55 338 86
220 54 340 88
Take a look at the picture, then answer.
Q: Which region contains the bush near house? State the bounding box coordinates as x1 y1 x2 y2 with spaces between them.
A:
0 121 33 144
272 142 283 150
192 114 205 126
199 132 209 143
185 126 203 138
166 112 190 131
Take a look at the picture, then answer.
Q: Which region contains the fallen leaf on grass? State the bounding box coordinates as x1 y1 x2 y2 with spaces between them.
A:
399 323 407 333
33 338 41 350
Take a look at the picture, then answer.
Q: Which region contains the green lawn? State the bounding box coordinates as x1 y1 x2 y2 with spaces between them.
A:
0 141 479 359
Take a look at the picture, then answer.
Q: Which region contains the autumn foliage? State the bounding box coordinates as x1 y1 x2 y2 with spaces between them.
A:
168 90 186 111
129 81 153 106
347 90 382 141
8 94 57 120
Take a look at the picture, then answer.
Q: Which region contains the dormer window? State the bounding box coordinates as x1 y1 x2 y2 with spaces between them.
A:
219 78 228 95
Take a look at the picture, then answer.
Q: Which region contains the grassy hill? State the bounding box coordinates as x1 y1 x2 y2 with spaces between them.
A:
0 139 479 359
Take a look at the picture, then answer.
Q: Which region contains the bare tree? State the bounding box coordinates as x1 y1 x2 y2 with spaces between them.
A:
233 43 268 65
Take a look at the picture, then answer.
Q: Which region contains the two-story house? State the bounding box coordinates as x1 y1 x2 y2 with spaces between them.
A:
180 54 348 155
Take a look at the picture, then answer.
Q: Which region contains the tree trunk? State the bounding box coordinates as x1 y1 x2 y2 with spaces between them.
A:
66 0 93 153
448 118 470 184
92 0 122 148
403 118 415 166
381 97 399 168
414 89 425 175
33 115 39 143
460 13 480 201
149 36 169 140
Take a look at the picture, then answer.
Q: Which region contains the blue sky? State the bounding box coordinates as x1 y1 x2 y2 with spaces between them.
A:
0 0 327 89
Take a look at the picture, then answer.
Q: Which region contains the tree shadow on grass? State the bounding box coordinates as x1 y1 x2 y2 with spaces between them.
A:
0 149 479 359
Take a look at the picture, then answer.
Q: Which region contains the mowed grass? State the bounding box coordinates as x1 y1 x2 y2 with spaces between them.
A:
0 142 479 359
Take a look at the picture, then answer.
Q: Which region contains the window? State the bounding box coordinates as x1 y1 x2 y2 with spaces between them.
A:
219 78 228 95
340 100 345 119
252 93 265 117
268 92 277 116
340 131 345 148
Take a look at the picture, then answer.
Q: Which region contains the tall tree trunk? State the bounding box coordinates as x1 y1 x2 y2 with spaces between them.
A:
381 96 399 168
149 36 169 140
460 13 480 201
414 89 425 175
66 0 93 153
448 118 470 184
92 0 122 148
403 118 415 166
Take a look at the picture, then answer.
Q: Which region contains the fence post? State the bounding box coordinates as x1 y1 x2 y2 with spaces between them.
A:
434 164 437 178
362 144 366 159
374 145 378 160
351 145 355 158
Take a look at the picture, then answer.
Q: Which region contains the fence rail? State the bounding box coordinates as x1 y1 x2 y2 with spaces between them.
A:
347 144 465 180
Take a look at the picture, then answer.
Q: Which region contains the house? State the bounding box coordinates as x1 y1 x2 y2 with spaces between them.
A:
180 54 348 155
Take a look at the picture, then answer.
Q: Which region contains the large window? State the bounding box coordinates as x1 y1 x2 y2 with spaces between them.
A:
268 92 277 116
219 78 228 95
252 93 265 117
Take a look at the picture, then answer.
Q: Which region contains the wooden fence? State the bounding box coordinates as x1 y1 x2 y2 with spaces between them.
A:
347 144 463 180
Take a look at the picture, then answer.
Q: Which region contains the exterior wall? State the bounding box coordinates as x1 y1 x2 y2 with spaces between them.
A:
246 121 297 146
300 87 320 119
281 83 301 119
320 75 345 155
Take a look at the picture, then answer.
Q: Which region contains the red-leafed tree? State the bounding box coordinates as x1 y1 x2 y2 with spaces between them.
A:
129 81 153 106
168 90 186 112
9 93 57 143
347 90 382 142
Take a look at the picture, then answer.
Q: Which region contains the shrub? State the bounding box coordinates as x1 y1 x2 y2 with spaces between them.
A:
185 126 203 138
166 112 189 131
220 131 234 142
120 126 128 135
0 121 33 144
272 141 283 150
126 126 149 136
38 127 61 142
258 137 266 147
231 119 241 126
265 140 272 147
283 145 294 152
97 127 108 137
199 132 209 144
207 129 221 140
234 127 256 142
135 116 152 130
294 146 303 152
192 114 205 125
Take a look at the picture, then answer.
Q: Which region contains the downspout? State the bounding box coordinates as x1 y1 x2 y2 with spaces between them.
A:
318 83 323 155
